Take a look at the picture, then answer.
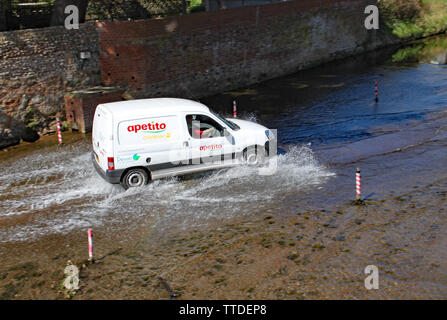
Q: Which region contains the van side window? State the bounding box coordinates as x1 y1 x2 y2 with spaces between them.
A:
186 114 224 139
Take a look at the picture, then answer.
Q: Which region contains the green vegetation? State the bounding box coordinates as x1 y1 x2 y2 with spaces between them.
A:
379 0 447 39
391 43 425 62
86 0 205 20
391 35 447 62
189 0 205 13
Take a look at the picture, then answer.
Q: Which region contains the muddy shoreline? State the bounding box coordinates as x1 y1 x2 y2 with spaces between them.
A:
1 178 446 299
0 123 446 299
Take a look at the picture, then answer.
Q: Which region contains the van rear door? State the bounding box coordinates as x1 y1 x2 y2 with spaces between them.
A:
92 105 113 172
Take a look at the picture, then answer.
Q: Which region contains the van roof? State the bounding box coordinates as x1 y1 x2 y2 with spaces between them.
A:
99 98 210 118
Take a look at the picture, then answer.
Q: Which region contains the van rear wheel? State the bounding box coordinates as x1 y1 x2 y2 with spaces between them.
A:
121 168 148 190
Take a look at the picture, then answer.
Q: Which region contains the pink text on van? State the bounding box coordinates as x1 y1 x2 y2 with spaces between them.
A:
127 122 167 133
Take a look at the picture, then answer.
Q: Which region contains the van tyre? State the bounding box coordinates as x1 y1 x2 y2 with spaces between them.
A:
121 168 149 190
243 146 265 166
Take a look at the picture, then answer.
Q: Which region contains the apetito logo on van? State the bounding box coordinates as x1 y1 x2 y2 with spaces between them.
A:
128 122 167 133
200 144 223 151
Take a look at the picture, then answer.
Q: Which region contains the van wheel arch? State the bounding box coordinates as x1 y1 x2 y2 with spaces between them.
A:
242 145 265 165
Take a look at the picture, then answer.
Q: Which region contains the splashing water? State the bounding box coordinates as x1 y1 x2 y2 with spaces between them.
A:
0 140 333 242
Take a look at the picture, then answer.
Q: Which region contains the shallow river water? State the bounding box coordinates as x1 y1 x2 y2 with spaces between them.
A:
1 35 447 299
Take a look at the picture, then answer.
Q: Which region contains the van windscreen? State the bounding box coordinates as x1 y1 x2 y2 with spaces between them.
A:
210 110 240 131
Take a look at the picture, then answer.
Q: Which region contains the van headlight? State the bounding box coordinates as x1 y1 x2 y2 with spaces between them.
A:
265 130 274 140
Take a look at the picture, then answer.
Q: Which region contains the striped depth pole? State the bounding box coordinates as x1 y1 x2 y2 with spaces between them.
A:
56 117 63 144
233 101 237 118
356 168 361 200
375 81 379 102
87 229 93 262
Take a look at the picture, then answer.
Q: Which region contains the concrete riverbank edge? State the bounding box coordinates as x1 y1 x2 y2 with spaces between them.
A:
0 0 443 148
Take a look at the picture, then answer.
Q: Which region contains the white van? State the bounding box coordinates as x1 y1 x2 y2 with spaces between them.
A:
92 98 275 189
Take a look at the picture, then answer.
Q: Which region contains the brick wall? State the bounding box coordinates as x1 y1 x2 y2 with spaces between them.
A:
65 87 125 133
98 0 393 99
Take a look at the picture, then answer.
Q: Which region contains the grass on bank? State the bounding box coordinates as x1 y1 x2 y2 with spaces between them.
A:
379 0 447 39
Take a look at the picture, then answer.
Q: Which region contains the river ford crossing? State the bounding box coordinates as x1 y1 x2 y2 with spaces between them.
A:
0 35 447 299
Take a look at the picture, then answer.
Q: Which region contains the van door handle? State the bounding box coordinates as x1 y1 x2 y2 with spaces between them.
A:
183 141 189 147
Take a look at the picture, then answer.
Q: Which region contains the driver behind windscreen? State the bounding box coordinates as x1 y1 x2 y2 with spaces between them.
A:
186 115 218 139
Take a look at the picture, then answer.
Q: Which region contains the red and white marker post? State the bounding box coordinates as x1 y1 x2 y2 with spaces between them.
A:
56 117 63 144
375 81 379 102
233 101 237 118
87 229 93 262
356 168 361 201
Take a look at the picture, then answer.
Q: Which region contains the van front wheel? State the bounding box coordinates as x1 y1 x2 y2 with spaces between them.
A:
243 146 265 166
121 168 149 190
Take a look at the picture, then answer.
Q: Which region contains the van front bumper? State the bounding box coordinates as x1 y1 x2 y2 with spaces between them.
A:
91 152 123 184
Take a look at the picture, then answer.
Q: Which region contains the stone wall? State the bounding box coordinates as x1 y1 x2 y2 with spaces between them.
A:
0 22 101 135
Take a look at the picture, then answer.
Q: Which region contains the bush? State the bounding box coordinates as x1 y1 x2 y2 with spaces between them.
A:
87 0 151 20
190 4 206 13
379 0 424 22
